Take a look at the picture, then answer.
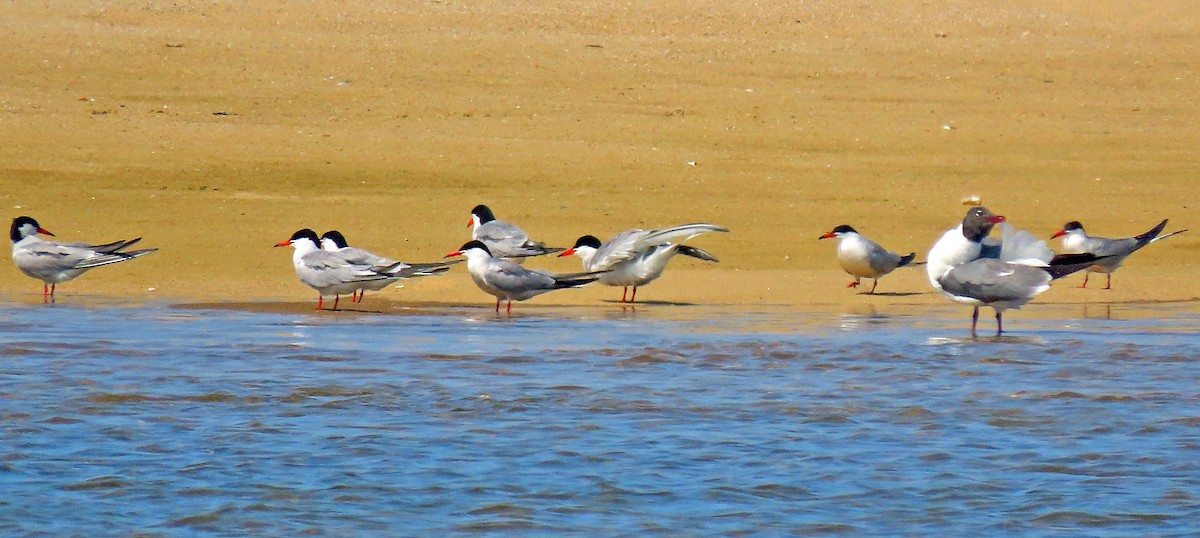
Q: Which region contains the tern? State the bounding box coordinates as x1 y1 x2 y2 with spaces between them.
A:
469 204 563 259
9 216 157 299
819 224 915 293
319 230 458 303
445 240 601 313
1051 219 1185 289
559 223 727 303
927 207 1105 336
275 228 405 311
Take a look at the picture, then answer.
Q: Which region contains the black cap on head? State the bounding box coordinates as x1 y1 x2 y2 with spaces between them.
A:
457 240 492 255
831 224 857 234
289 229 320 242
10 216 40 242
1063 221 1083 231
321 230 349 248
471 205 496 224
571 235 603 249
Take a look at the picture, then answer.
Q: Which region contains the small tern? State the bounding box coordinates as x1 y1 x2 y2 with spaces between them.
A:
275 228 405 311
559 223 727 303
469 204 563 259
819 224 915 293
1051 219 1186 289
10 216 157 300
319 230 458 303
445 240 601 313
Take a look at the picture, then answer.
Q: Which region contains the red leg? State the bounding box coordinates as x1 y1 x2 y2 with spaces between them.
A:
495 299 501 313
317 295 324 311
1079 273 1090 288
630 286 638 303
1104 274 1112 290
846 281 859 288
506 301 512 314
332 295 340 310
621 287 628 303
869 279 878 294
970 307 979 337
995 312 1003 335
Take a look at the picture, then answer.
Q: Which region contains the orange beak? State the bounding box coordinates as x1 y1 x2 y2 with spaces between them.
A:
1050 229 1066 239
818 232 835 240
466 218 473 229
558 248 576 257
444 250 463 258
274 240 291 247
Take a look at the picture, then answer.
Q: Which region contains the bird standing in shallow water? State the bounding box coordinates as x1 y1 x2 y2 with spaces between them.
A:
446 240 602 314
10 216 157 301
559 223 727 304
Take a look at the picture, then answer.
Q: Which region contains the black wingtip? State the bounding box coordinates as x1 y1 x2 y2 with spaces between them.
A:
898 252 917 267
1132 219 1169 250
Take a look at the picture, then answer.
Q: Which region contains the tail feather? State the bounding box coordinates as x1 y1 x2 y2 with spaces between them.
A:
75 248 157 269
897 252 916 268
388 260 460 278
676 245 720 263
1148 227 1187 245
1132 219 1170 251
88 238 143 253
553 276 601 289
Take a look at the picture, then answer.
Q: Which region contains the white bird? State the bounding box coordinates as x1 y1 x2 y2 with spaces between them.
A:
469 204 563 259
275 228 404 311
9 216 157 300
1051 219 1185 289
818 224 915 294
319 230 458 304
927 207 1104 336
445 240 602 313
558 223 727 303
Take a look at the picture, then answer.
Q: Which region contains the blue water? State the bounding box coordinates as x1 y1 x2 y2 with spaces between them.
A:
1 300 1199 536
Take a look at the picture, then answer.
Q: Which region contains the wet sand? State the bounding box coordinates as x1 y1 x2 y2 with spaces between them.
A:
2 2 1197 309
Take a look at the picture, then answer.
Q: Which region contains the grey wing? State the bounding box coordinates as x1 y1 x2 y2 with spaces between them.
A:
587 229 649 270
864 240 904 274
483 259 557 293
88 238 143 253
940 259 1051 302
1086 236 1137 258
302 252 389 288
475 220 530 255
20 242 133 271
339 247 396 268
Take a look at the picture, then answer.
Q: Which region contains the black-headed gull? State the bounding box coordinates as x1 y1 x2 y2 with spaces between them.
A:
445 240 601 313
1051 219 1185 289
819 224 915 294
10 216 157 300
927 207 1105 336
559 223 726 303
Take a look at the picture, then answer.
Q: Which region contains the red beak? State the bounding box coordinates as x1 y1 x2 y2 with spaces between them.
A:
988 215 1007 224
558 248 576 257
466 218 473 229
1050 229 1066 239
274 240 292 247
37 227 55 237
818 232 835 240
444 250 463 258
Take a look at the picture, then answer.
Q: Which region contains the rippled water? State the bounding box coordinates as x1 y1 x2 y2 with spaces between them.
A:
1 299 1199 535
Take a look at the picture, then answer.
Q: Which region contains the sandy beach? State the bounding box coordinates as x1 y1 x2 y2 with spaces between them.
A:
2 1 1196 310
